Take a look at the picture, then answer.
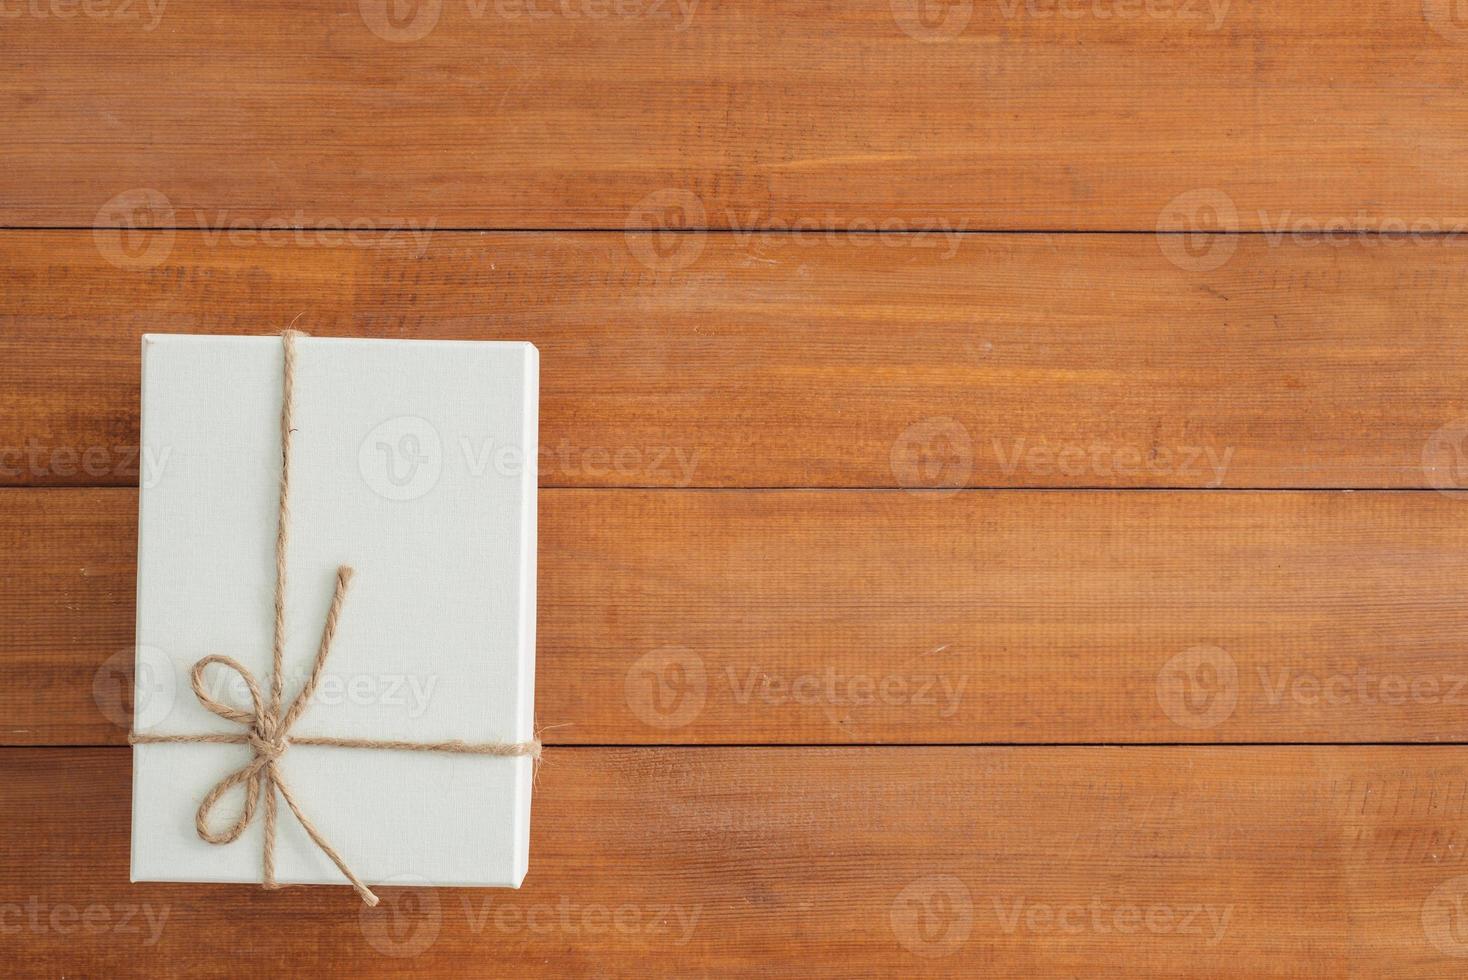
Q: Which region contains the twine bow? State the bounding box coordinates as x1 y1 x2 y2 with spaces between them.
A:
129 330 540 906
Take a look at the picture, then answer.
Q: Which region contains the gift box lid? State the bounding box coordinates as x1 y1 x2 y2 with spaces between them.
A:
130 333 537 892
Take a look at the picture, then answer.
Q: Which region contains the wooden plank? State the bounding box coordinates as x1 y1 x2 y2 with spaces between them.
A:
8 487 1468 747
3 745 1466 976
5 232 1468 489
3 2 1468 229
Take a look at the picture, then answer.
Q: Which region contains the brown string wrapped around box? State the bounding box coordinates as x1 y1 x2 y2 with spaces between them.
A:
128 330 541 907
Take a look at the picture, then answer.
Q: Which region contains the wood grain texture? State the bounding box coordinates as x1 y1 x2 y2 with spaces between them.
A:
5 232 1468 489
3 2 1468 229
9 487 1468 747
8 1 1467 973
4 746 1468 977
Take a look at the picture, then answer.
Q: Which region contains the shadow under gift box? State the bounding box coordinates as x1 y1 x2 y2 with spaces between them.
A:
130 334 538 892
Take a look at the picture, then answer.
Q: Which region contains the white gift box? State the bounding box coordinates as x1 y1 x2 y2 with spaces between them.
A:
130 333 538 893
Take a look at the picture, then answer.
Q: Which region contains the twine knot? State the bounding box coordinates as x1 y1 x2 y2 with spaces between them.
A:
247 732 288 761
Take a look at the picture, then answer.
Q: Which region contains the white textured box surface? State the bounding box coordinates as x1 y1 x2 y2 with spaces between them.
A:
131 333 537 891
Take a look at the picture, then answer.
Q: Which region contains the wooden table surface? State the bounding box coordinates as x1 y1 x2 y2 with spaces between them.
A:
6 2 1468 976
